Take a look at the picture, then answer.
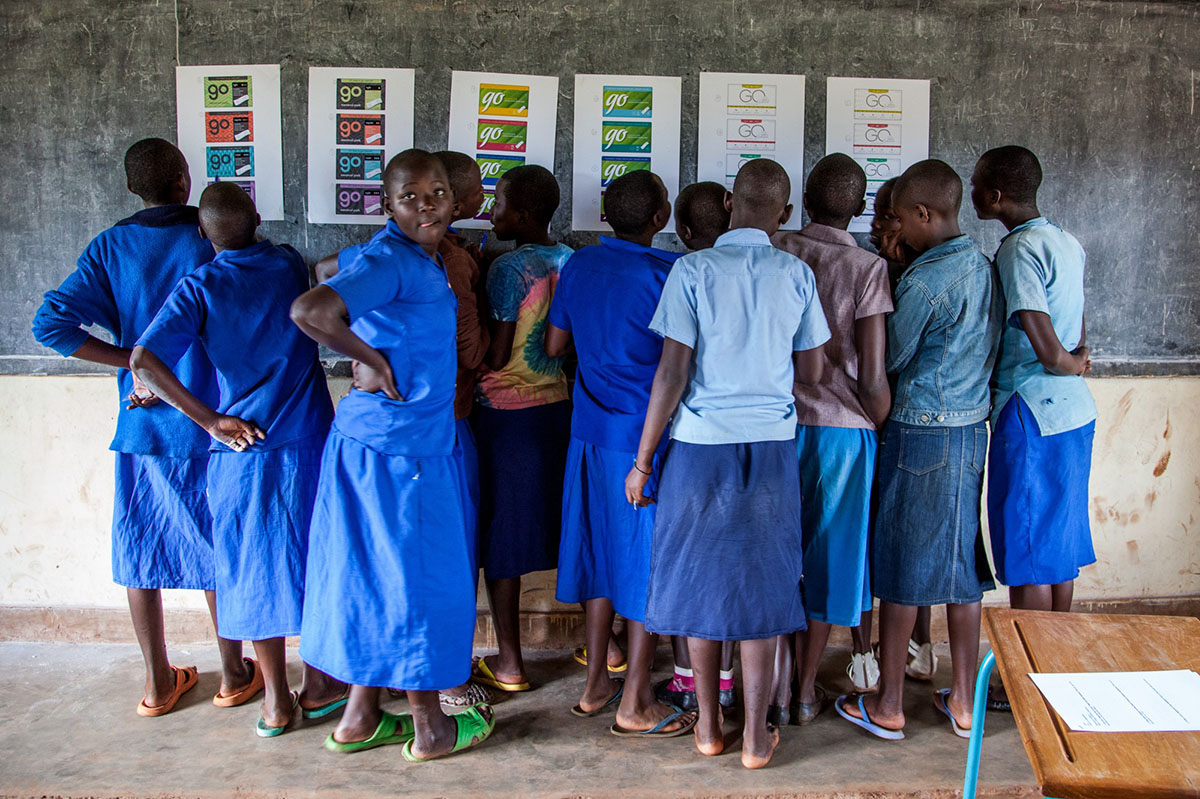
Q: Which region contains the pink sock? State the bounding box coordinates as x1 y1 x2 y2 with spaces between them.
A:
719 669 734 691
667 667 694 692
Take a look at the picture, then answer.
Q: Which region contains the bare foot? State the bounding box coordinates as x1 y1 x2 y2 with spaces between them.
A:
259 692 295 729
606 637 626 669
841 693 905 732
615 701 694 733
477 654 526 687
300 684 348 712
577 678 622 714
945 690 973 730
694 710 726 756
741 724 780 770
332 707 382 744
216 658 255 700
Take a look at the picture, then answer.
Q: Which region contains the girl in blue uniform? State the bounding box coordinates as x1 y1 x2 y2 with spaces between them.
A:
290 150 494 759
32 139 253 716
131 182 342 736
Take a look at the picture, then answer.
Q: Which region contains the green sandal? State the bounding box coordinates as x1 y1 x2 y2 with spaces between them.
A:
323 710 416 753
401 703 495 762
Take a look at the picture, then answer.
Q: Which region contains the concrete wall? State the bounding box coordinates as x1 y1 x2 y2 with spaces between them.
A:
1 375 1198 621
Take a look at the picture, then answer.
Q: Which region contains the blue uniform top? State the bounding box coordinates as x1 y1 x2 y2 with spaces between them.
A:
138 240 334 452
325 220 457 457
991 217 1096 436
548 237 682 452
649 227 831 446
32 205 217 457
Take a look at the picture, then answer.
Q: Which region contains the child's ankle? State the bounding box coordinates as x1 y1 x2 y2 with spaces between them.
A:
667 666 694 692
719 668 734 691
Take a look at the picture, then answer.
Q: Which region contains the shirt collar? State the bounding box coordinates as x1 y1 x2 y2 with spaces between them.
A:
911 234 974 267
1000 216 1050 244
115 204 199 228
600 235 678 264
212 239 272 264
798 223 856 247
714 227 773 248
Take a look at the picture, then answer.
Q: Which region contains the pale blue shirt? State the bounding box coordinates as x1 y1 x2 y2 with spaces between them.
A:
991 217 1097 436
649 227 831 445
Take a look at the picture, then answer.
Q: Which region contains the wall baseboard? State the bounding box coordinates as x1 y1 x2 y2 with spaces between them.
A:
2 596 1196 649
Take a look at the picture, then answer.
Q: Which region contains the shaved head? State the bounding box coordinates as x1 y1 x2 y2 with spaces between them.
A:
675 181 730 248
433 150 482 202
975 145 1042 205
199 182 257 250
893 159 962 217
383 148 448 195
805 153 867 221
731 158 791 218
124 138 187 203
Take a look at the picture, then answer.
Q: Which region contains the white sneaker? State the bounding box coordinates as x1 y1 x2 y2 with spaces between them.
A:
905 639 937 681
847 651 880 693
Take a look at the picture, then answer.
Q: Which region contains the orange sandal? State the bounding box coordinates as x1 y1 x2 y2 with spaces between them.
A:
213 657 264 707
136 665 198 717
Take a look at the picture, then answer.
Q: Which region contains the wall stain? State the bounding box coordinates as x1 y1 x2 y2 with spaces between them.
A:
1153 450 1171 477
1126 540 1141 563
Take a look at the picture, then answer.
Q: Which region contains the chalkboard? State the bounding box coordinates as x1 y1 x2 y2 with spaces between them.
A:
3 0 1198 376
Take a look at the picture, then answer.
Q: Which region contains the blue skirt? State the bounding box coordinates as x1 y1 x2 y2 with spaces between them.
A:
454 417 481 578
556 438 659 623
474 401 570 580
872 421 995 606
797 426 876 627
987 396 1096 586
111 452 214 590
645 439 805 641
299 430 476 691
206 436 323 641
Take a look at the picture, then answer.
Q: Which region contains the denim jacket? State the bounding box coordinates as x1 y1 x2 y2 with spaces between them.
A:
886 235 1002 427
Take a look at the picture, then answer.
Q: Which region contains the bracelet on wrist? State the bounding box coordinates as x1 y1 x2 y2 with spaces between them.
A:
632 461 652 476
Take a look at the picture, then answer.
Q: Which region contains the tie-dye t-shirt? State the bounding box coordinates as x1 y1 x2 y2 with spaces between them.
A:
476 242 573 409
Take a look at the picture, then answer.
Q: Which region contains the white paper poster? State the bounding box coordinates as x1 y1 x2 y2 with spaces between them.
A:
572 75 681 232
306 68 415 224
697 72 805 229
447 71 559 229
1028 670 1200 733
825 77 931 232
176 65 284 220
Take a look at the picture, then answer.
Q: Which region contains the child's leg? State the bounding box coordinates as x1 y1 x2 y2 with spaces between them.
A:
1050 580 1074 612
251 637 292 726
740 637 781 769
687 637 724 755
768 633 794 714
796 621 832 704
202 589 253 695
913 605 932 645
848 600 915 730
406 690 470 759
616 621 694 731
334 685 382 743
126 587 175 706
673 635 691 668
483 576 526 682
944 601 982 728
578 597 621 711
1009 584 1053 611
300 662 348 709
850 610 873 655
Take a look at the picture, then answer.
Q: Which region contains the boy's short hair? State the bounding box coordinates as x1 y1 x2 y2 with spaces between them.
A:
976 145 1043 205
383 148 447 195
731 158 791 214
124 138 187 203
894 159 962 215
433 150 481 203
675 181 730 239
604 170 664 234
805 153 866 220
199 182 257 249
498 164 560 226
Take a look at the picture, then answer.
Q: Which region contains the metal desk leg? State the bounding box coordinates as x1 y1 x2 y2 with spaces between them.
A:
963 649 996 799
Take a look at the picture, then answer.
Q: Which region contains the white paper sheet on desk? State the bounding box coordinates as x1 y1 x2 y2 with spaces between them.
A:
1028 670 1200 732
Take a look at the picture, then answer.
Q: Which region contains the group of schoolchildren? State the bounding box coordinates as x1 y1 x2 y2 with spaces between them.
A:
33 134 1095 769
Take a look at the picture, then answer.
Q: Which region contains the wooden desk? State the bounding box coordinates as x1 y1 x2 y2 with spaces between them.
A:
984 609 1200 799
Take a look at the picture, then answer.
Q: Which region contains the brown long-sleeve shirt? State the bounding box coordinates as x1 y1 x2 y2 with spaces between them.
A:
441 230 489 420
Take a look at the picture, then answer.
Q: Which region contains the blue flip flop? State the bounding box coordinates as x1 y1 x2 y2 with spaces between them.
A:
934 688 972 739
302 692 350 720
609 702 697 738
571 678 625 718
255 691 300 738
834 694 905 740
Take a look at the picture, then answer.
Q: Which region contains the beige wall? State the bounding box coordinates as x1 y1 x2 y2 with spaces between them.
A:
1 375 1197 614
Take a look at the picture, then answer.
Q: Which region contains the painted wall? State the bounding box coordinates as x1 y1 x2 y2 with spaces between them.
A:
1 375 1197 615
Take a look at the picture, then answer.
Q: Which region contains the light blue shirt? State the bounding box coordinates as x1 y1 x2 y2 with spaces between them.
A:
991 217 1097 435
649 227 831 445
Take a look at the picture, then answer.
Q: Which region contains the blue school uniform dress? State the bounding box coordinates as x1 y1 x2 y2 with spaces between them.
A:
299 220 475 691
644 228 830 641
138 240 333 640
872 235 1002 606
548 237 682 622
988 218 1097 587
32 205 218 591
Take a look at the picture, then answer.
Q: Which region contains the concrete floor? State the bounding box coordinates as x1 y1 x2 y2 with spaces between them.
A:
0 642 1039 799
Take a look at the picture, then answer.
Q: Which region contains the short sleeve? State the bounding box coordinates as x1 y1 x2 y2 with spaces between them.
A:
31 239 121 357
486 253 524 323
546 260 573 332
997 240 1051 320
855 257 895 319
137 276 206 367
648 263 698 347
792 267 832 351
325 251 404 320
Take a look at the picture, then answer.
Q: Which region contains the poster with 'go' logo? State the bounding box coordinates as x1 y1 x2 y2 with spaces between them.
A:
307 67 416 224
447 71 559 229
572 74 681 232
176 64 284 220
